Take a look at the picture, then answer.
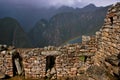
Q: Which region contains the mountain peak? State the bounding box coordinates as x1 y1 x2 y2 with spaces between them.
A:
84 4 96 8
82 4 97 11
58 6 74 10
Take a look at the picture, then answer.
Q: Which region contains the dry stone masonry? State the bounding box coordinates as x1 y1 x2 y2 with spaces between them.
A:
92 2 120 79
16 41 96 79
0 2 120 80
0 45 13 77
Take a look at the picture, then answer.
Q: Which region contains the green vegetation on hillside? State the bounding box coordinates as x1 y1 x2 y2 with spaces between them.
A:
29 5 109 47
0 17 32 48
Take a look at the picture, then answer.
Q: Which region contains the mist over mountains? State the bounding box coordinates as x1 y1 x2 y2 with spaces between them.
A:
0 4 110 47
0 3 77 31
0 4 107 31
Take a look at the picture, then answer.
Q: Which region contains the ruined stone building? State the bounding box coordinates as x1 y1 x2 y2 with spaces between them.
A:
0 2 120 80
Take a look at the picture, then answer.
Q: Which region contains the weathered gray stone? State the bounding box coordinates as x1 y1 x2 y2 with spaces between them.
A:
50 67 56 75
14 58 23 75
41 51 61 56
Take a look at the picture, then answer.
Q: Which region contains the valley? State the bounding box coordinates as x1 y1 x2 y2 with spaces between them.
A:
0 4 109 48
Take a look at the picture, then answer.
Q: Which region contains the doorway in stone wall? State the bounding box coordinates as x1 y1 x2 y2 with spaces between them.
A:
12 52 24 76
46 56 56 71
45 56 56 79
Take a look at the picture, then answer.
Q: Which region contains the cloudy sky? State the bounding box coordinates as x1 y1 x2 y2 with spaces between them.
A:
0 0 120 8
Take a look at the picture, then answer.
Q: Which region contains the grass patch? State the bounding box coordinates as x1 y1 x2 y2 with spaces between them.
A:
79 56 85 62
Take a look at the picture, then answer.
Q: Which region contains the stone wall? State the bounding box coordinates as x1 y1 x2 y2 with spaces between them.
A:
0 45 13 77
55 43 95 79
17 48 46 79
93 2 120 78
0 37 96 79
17 42 96 79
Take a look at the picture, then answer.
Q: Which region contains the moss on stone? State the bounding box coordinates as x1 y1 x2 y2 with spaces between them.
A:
79 56 85 62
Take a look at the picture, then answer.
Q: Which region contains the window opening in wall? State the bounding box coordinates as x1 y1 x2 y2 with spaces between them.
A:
110 17 113 26
46 56 55 72
117 16 120 21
